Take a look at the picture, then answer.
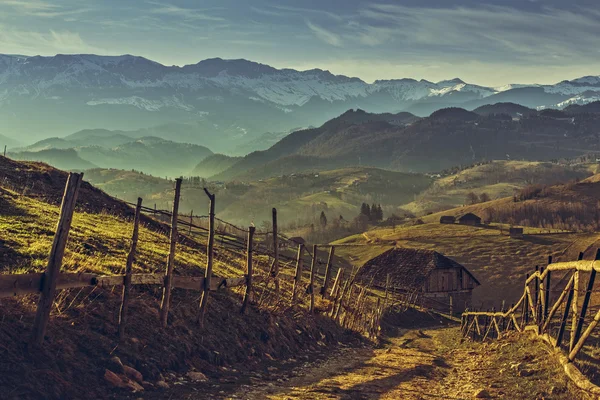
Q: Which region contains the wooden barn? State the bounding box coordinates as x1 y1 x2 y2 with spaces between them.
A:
458 212 482 226
355 248 480 313
440 216 456 224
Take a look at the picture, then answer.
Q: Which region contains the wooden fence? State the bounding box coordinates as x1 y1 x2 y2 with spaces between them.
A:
3 172 387 346
461 251 600 392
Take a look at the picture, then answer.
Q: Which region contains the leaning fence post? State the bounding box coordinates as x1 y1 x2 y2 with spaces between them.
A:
292 244 305 304
271 208 279 294
159 178 182 327
309 244 317 313
198 188 216 326
556 277 575 348
329 267 343 300
572 249 599 350
570 252 584 351
31 172 83 346
544 256 552 319
118 197 142 339
320 246 335 298
241 226 255 314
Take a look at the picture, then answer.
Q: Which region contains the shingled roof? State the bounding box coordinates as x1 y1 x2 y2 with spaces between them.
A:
355 248 480 291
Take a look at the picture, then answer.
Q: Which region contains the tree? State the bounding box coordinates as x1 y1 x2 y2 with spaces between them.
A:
371 203 378 221
360 203 371 219
466 192 479 205
320 211 328 229
479 192 491 203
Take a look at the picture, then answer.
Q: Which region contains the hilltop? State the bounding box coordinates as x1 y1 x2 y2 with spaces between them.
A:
9 135 213 177
213 106 600 181
403 160 594 215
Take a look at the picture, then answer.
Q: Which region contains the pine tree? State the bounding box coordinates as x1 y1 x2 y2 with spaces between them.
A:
360 203 371 219
371 203 378 221
320 211 327 229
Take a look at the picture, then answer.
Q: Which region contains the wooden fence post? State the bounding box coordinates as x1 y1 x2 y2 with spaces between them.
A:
31 172 83 346
449 295 453 316
271 208 279 294
556 277 575 348
533 266 540 324
159 178 182 327
570 252 584 352
544 256 552 319
292 244 305 304
572 249 599 350
241 226 255 314
118 197 142 339
334 279 350 321
309 244 317 313
198 188 216 326
188 210 193 236
329 267 343 300
320 246 335 298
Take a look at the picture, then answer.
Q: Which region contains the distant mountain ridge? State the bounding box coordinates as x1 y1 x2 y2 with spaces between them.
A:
2 53 600 152
213 105 600 181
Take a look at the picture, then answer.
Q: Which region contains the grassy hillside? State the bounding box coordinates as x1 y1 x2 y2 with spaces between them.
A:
0 157 362 399
403 160 594 215
7 148 97 171
190 153 242 178
333 222 599 309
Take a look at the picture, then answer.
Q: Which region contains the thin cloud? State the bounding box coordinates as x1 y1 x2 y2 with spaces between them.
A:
306 20 343 47
147 1 225 22
0 25 104 55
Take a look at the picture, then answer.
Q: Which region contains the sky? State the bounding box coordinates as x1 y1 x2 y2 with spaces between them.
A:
0 0 599 86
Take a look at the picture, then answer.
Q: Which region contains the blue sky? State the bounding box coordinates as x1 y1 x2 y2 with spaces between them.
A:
1 0 599 85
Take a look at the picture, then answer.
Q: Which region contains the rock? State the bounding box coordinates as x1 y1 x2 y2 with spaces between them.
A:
187 371 209 382
123 365 144 384
124 379 144 393
155 381 170 390
474 389 491 398
107 356 124 374
104 369 127 389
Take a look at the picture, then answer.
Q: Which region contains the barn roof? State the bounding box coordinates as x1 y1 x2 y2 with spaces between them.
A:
458 212 481 221
355 248 480 291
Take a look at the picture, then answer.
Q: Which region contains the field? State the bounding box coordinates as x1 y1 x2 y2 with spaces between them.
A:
333 222 599 308
403 160 594 216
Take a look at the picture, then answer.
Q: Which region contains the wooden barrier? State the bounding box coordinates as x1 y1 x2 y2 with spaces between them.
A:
31 172 83 346
462 250 600 394
118 197 142 339
309 244 317 313
241 226 255 314
159 178 182 327
292 244 304 304
320 246 335 298
198 188 215 326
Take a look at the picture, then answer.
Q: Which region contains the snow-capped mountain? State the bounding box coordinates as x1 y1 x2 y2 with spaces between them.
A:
0 53 598 152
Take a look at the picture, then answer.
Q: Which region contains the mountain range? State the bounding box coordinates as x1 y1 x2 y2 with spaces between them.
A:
2 54 600 154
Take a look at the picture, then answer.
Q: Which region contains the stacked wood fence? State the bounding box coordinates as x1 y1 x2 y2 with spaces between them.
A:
2 173 388 346
462 251 600 392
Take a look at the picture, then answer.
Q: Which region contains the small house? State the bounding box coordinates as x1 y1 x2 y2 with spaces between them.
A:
440 216 456 224
458 213 482 226
355 248 480 313
509 227 524 239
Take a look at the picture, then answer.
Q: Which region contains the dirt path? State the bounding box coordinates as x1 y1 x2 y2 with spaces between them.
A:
148 321 584 400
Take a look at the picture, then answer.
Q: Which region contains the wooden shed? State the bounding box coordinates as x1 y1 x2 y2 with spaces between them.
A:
509 227 524 239
355 248 480 313
458 213 482 226
440 216 456 224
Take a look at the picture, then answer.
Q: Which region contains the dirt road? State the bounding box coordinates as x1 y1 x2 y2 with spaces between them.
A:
155 318 582 400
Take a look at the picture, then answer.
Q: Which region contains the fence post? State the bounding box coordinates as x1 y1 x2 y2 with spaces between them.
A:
449 295 453 316
571 249 599 350
31 172 83 346
534 266 540 324
241 226 255 314
271 208 279 294
159 178 182 327
198 188 215 326
556 277 575 348
188 210 193 236
320 246 335 298
333 279 350 321
570 252 584 351
329 267 343 300
544 256 552 320
118 197 142 339
309 244 317 313
292 244 305 304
